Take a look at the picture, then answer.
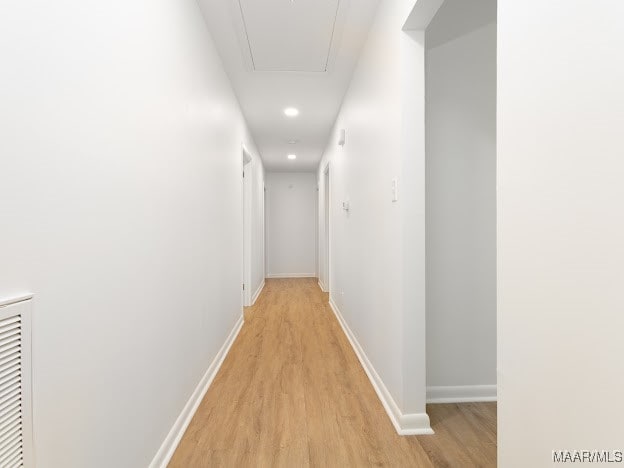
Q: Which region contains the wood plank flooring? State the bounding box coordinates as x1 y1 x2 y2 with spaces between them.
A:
169 278 496 467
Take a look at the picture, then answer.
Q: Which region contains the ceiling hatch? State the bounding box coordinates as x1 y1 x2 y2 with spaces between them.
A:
238 0 341 72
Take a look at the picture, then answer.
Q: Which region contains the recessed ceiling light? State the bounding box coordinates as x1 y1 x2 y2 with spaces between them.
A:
288 139 298 144
287 154 297 160
284 107 299 117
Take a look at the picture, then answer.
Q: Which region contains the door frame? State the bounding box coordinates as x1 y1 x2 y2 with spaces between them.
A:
321 162 331 293
242 145 252 307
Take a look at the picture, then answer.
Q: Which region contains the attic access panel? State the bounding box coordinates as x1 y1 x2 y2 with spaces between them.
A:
238 0 340 72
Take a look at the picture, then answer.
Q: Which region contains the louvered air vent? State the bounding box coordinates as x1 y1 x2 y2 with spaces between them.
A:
0 296 33 468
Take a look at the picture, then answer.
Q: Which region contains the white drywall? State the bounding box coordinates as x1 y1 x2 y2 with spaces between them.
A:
318 0 430 427
266 172 317 278
425 0 497 391
498 0 624 465
0 0 258 466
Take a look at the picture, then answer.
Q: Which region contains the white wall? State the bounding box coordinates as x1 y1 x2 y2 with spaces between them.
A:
0 0 258 466
425 0 497 391
498 1 624 466
318 0 432 431
266 172 317 278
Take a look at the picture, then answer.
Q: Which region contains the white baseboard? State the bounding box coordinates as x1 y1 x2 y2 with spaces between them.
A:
149 315 244 468
328 298 433 435
426 385 497 403
266 273 316 278
318 279 327 292
251 280 265 305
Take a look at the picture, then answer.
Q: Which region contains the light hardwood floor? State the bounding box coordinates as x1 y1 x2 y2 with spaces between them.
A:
170 278 496 467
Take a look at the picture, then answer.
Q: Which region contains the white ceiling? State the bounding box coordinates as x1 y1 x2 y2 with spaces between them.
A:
199 0 379 171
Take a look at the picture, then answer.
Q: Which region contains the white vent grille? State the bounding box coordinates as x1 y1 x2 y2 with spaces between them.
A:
0 297 33 468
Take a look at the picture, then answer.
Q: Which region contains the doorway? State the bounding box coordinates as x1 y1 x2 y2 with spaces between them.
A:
242 146 252 306
424 0 497 402
321 164 330 292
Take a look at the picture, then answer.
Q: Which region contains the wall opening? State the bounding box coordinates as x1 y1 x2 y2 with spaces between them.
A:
424 0 498 403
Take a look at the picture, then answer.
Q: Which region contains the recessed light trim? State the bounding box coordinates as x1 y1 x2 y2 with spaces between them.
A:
284 107 299 117
287 154 297 160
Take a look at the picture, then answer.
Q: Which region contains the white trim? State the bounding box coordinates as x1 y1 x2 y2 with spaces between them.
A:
251 280 265 305
149 315 244 468
426 385 497 404
318 279 327 292
328 298 433 435
266 273 316 278
0 293 33 308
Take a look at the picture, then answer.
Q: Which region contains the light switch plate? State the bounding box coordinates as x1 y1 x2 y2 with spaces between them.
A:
392 178 398 202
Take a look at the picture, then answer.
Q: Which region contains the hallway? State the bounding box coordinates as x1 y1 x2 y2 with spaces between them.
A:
3 0 624 464
170 279 496 467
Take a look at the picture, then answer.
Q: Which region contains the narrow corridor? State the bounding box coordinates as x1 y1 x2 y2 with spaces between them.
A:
170 279 496 467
